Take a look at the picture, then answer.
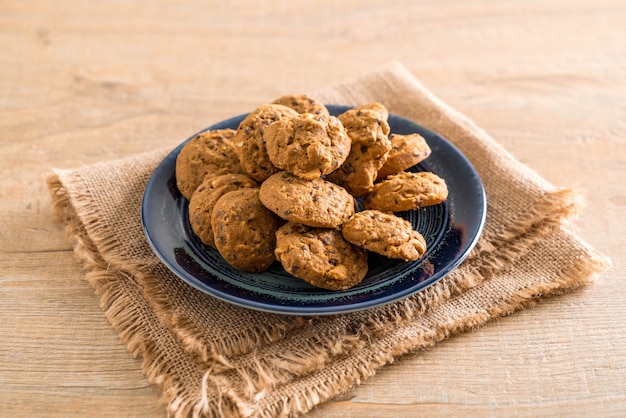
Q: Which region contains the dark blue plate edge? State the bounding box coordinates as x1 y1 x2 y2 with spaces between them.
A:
141 105 487 316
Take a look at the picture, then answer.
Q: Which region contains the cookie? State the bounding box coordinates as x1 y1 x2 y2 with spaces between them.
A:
175 129 242 200
377 133 432 179
259 171 355 228
188 173 258 248
363 171 448 212
211 188 280 273
341 210 427 261
271 94 330 116
232 104 298 182
275 222 368 290
264 112 350 180
355 102 388 121
325 106 392 197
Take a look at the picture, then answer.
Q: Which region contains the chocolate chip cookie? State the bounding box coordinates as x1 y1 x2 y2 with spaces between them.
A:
259 171 355 228
232 104 298 182
363 171 448 212
188 173 258 248
175 128 242 200
341 210 427 261
271 94 330 116
275 222 368 290
355 101 389 121
211 188 280 273
377 133 432 179
325 105 392 197
264 112 350 180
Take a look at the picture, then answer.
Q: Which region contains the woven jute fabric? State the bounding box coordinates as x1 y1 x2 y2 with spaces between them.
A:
47 62 610 417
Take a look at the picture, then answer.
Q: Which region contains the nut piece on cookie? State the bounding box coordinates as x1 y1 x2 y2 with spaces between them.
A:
325 104 392 197
275 222 368 291
259 171 355 228
341 210 427 261
363 171 448 212
271 94 330 116
232 104 298 182
211 188 280 273
377 133 432 179
264 113 351 180
188 174 258 248
175 129 243 200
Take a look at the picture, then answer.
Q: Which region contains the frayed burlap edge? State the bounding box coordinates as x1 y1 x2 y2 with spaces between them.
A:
139 264 312 365
193 214 572 398
46 156 612 418
47 172 246 418
48 164 607 418
47 160 608 418
215 227 610 418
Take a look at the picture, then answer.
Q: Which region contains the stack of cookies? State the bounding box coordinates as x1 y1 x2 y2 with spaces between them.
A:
175 95 448 291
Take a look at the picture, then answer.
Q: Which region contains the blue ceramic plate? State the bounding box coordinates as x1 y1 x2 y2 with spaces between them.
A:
141 105 486 315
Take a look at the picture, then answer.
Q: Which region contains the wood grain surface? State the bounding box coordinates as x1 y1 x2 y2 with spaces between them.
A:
1 1 625 416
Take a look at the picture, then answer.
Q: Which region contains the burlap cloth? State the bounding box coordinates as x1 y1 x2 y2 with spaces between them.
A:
47 62 610 417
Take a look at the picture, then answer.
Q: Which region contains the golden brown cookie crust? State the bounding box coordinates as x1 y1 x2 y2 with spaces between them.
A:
264 113 350 180
211 188 280 273
232 104 298 182
325 106 392 197
341 210 427 261
377 133 432 179
175 128 242 200
259 171 355 228
275 222 368 290
188 174 258 248
363 171 448 212
271 94 330 116
355 102 389 121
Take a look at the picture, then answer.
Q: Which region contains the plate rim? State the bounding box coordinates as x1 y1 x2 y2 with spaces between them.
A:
141 105 487 315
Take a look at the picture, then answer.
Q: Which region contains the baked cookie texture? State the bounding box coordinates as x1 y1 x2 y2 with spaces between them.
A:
264 112 350 180
211 188 280 273
259 171 355 228
355 101 389 121
175 128 242 200
275 222 368 290
232 104 298 182
363 171 448 212
342 210 427 261
377 133 432 179
325 105 392 197
188 173 258 248
271 94 330 116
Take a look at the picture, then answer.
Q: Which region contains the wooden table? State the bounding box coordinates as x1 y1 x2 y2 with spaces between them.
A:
2 1 624 416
